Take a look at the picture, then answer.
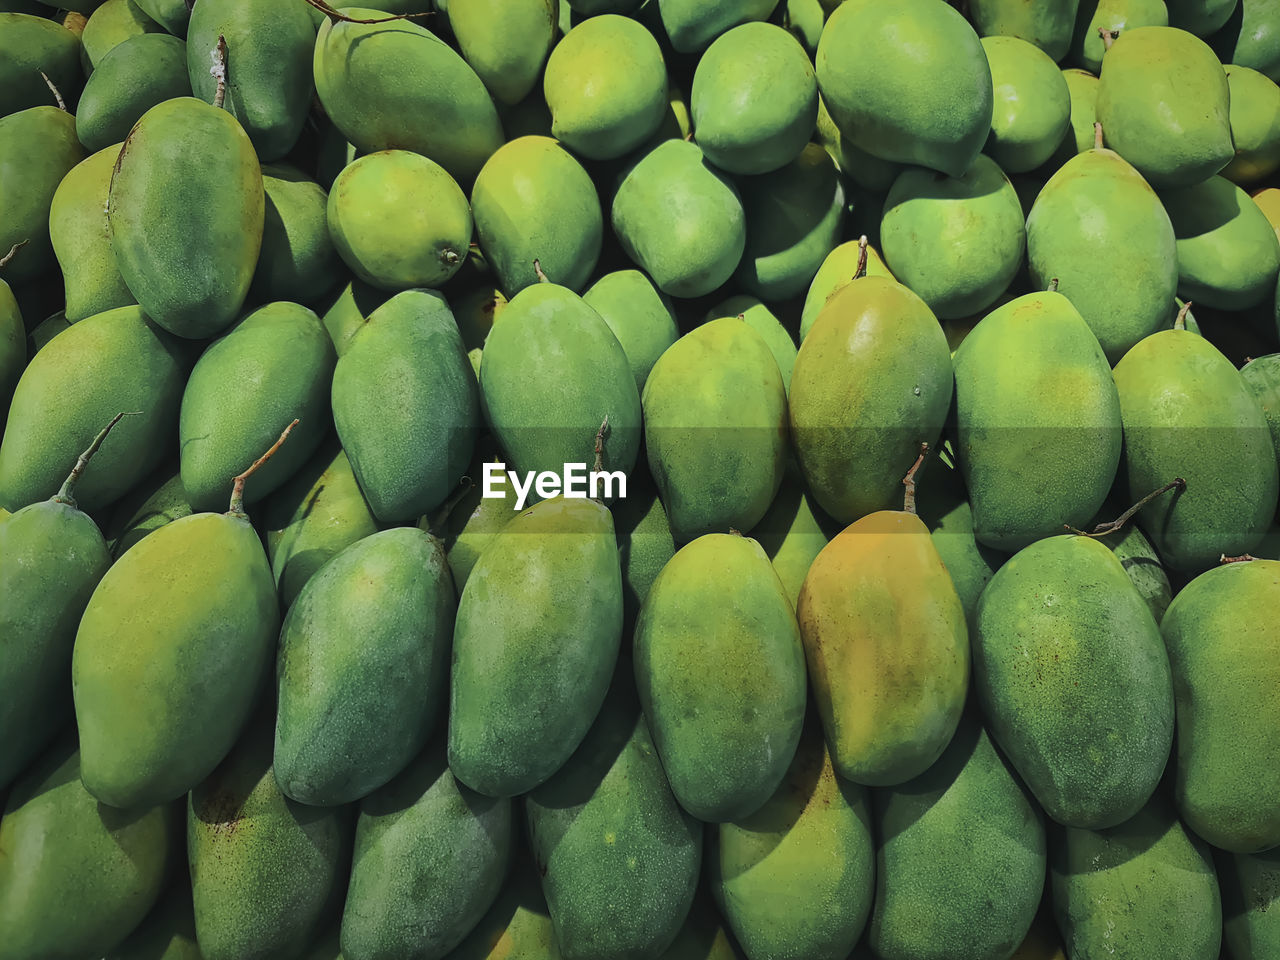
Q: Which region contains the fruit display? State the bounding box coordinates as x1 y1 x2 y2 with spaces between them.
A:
4 0 1280 958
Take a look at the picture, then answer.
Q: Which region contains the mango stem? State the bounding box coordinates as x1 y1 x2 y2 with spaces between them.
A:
853 235 869 281
53 412 139 507
593 415 609 474
1065 477 1186 537
228 419 299 518
1093 122 1103 151
211 36 228 110
1047 277 1060 292
1220 553 1257 564
0 240 27 269
533 259 549 283
39 71 66 111
425 474 476 538
902 441 929 515
1175 301 1192 330
1099 27 1117 50
301 0 433 23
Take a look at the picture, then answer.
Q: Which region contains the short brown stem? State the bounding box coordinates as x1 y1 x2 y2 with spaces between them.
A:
1065 477 1186 538
228 419 299 518
40 71 66 111
1175 301 1192 330
301 0 433 23
1220 553 1257 564
1047 277 1060 292
902 442 929 515
533 259 549 283
212 36 228 110
593 416 609 475
53 412 140 507
1099 27 1117 50
1093 122 1104 151
853 235 869 281
0 240 27 269
426 474 476 537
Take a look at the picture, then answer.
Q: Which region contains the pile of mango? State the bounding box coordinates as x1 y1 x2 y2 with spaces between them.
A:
3 0 1280 957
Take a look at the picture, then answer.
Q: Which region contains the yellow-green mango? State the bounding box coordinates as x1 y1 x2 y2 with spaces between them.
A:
0 13 83 117
710 722 874 959
1221 847 1280 958
313 9 503 183
1112 329 1277 571
789 276 953 524
320 278 386 357
635 533 807 821
107 97 264 339
107 469 193 557
973 535 1174 828
703 295 797 393
133 0 187 35
983 36 1072 172
1047 67 1098 167
450 0 556 105
433 437 520 595
869 716 1046 960
0 277 24 409
814 94 902 195
449 497 623 797
252 165 342 306
610 465 675 629
106 881 204 960
582 269 678 393
799 238 893 342
76 33 189 151
0 737 177 960
180 302 335 512
656 0 777 52
970 0 1080 60
340 744 512 960
1223 64 1280 183
471 136 603 296
80 0 160 72
444 857 561 960
751 463 838 608
1242 352 1280 463
1162 559 1280 852
642 317 788 543
1069 0 1169 72
1089 497 1174 623
0 305 185 514
332 289 479 523
1212 0 1280 81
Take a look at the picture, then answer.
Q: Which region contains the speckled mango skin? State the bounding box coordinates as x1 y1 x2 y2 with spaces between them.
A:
1161 560 1280 853
710 723 873 960
527 681 701 960
449 497 623 798
253 165 342 307
969 0 1079 60
0 13 84 118
451 0 555 106
275 528 455 807
72 512 280 809
972 535 1173 829
443 858 561 960
982 36 1071 173
799 239 893 342
583 269 678 395
1050 794 1222 960
657 0 777 52
1221 846 1280 958
189 718 352 960
635 533 807 822
797 510 969 786
105 881 204 960
340 745 512 960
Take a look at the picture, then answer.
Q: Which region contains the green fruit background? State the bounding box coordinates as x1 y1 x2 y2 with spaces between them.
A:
1 0 1279 958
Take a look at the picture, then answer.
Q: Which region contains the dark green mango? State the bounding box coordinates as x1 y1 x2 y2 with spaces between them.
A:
973 535 1174 828
252 165 342 306
1241 353 1280 463
750 461 838 608
1089 498 1173 624
443 856 560 959
449 497 623 797
76 33 189 152
107 96 264 339
657 0 777 52
180 302 335 513
276 527 455 805
80 0 162 73
1221 847 1280 958
340 744 512 960
613 466 676 628
0 279 23 408
0 305 186 514
0 736 177 960
26 309 77 354
435 436 520 596
320 277 386 357
332 289 478 523
0 13 83 117
969 0 1080 59
107 469 193 557
189 716 352 960
527 674 701 960
105 881 204 960
133 0 187 36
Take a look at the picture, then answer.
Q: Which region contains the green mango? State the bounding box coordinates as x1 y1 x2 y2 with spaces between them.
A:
691 21 817 175
789 276 953 524
953 290 1122 551
1162 559 1280 852
107 97 264 340
471 136 602 296
133 0 187 35
480 282 640 487
1221 847 1280 958
340 744 512 960
635 532 807 821
0 13 83 117
452 282 508 359
108 470 193 557
332 289 479 523
0 737 176 960
1212 0 1280 81
76 33 189 151
612 465 675 628
276 527 454 805
1048 67 1099 167
495 87 554 142
659 897 744 960
1095 26 1233 186
813 94 902 194
444 857 561 959
703 295 797 393
1026 141 1179 362
642 317 788 542
0 305 185 514
1112 328 1277 571
252 165 343 306
656 0 777 52
1223 64 1280 184
187 0 315 161
1050 794 1222 959
26 309 76 354
973 535 1174 828
869 716 1046 960
450 0 556 105
1242 352 1280 464
433 438 520 595
526 674 701 960
567 0 640 12
983 35 1073 172
320 278 386 357
970 0 1080 60
0 280 23 407
106 881 204 960
1161 175 1280 309
1089 502 1174 623
880 154 1025 321
180 302 334 512
449 496 623 797
315 114 359 188
80 0 160 72
313 9 503 183
1070 0 1169 72
0 105 84 285
799 239 894 341
611 139 746 298
735 143 845 302
710 721 873 959
328 150 472 290
189 716 351 960
582 269 678 394
1168 0 1238 34
816 0 993 177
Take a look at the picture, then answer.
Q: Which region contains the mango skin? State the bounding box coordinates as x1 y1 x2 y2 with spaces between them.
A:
449 497 623 798
797 510 970 786
1049 68 1099 168
1221 847 1280 958
1241 352 1280 463
332 289 479 524
72 512 280 809
612 466 676 628
1090 500 1173 624
1112 329 1278 572
81 0 162 73
436 437 520 596
751 468 837 608
108 470 193 557
869 716 1046 960
444 857 561 960
321 279 386 358
1161 560 1280 853
1070 0 1168 73
1223 64 1280 184
704 296 798 395
973 535 1174 829
710 723 874 960
635 533 807 822
275 528 455 806
77 34 187 152
1213 0 1280 81
970 0 1080 60
799 239 894 342
0 13 84 117
0 280 23 407
180 302 335 513
340 745 513 960
450 0 556 106
105 881 203 960
657 0 778 52
252 165 342 306
0 305 186 514
0 739 177 960
582 269 678 394
107 97 264 339
133 0 187 35
982 36 1072 173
